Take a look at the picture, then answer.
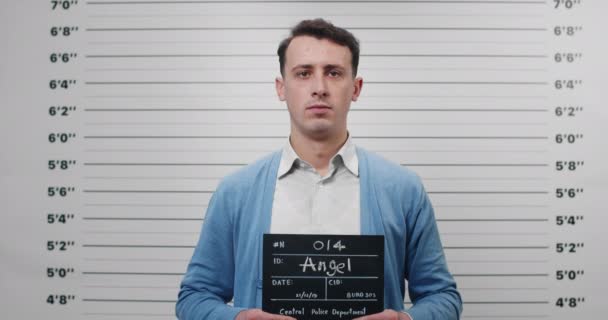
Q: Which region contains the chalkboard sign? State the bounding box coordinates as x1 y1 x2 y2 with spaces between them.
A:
263 234 384 320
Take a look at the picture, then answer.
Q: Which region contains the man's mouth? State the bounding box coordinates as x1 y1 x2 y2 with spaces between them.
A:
306 104 331 110
306 104 332 115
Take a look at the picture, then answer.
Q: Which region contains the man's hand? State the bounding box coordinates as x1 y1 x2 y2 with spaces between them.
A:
235 309 297 320
353 309 412 320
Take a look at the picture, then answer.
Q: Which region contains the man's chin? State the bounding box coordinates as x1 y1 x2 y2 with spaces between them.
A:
303 125 340 141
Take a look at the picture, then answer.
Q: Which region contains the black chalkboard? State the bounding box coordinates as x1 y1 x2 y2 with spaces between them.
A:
263 234 384 320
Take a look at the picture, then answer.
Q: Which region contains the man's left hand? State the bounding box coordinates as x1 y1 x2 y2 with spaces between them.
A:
353 309 412 320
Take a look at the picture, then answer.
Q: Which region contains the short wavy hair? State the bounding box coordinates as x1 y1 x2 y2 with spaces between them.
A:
277 18 360 77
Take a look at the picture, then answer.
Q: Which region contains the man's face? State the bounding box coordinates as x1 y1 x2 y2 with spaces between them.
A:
276 35 363 140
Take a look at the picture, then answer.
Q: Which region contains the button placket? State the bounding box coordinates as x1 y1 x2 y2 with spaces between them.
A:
314 174 331 227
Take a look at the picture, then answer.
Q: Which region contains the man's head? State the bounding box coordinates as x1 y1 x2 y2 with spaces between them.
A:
275 19 363 141
277 19 360 78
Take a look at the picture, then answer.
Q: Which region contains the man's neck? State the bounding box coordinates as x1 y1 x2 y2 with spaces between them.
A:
289 130 349 177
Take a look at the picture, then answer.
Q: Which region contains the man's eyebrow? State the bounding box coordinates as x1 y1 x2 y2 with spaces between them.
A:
291 64 313 72
290 64 346 72
323 64 345 71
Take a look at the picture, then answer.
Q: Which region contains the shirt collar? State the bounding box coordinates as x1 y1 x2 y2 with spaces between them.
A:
277 133 359 178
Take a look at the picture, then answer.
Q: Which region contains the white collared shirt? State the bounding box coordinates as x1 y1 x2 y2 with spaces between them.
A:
270 135 360 235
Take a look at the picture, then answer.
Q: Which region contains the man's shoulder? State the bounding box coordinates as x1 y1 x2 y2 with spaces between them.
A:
357 146 422 186
356 146 427 206
359 146 426 208
215 150 281 194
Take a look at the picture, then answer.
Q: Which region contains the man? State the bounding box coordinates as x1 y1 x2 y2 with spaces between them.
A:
176 19 462 320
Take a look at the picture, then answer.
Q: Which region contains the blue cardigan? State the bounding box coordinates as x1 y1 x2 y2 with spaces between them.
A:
176 147 462 320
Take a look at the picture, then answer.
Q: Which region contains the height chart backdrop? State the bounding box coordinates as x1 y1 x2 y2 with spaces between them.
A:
1 0 606 319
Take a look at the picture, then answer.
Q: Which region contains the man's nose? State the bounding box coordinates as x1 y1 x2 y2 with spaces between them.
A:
311 73 329 98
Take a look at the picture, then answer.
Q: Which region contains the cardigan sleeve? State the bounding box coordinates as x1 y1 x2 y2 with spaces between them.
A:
403 186 463 320
176 184 246 320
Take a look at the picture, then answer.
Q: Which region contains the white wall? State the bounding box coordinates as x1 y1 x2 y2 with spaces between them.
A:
1 1 606 319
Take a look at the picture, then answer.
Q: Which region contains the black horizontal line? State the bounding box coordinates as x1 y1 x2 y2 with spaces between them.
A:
84 162 245 166
84 203 206 207
444 246 549 249
83 244 546 249
82 271 547 277
84 162 547 167
82 217 547 222
86 27 546 32
366 54 547 58
87 80 267 84
83 272 184 275
83 217 203 221
86 54 271 58
83 244 195 248
454 274 549 277
83 189 546 194
428 191 548 194
86 1 547 5
83 313 175 316
82 298 547 305
373 81 547 85
403 163 548 166
85 81 547 85
84 135 285 139
83 135 548 139
83 298 176 303
464 301 549 304
437 219 548 222
86 54 546 58
83 190 213 193
83 108 549 112
438 205 548 208
85 108 284 111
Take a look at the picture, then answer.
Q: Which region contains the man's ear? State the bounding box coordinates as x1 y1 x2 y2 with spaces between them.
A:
351 76 363 102
275 76 286 101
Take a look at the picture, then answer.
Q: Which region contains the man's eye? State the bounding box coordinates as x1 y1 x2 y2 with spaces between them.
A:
328 70 341 77
296 71 310 78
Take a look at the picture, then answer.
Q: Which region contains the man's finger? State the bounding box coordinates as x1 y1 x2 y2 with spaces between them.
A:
353 309 401 320
237 309 297 320
352 312 382 320
269 315 296 320
258 310 295 320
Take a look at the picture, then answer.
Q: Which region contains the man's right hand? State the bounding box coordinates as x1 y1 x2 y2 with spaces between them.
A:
235 309 297 320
